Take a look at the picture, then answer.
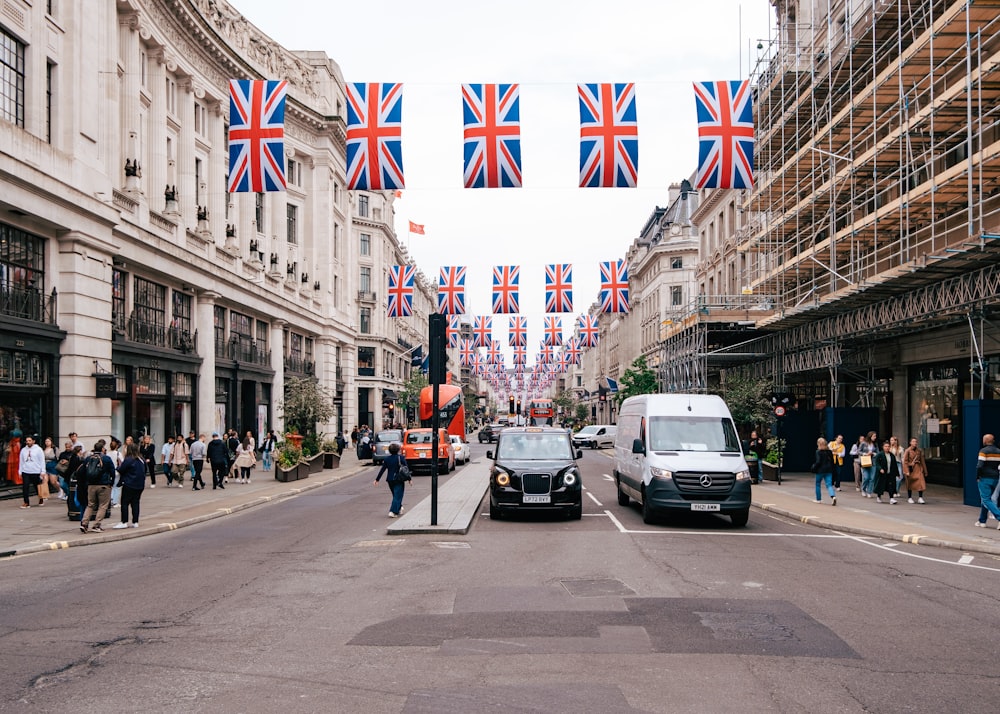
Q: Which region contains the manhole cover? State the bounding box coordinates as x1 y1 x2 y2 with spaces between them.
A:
560 579 635 597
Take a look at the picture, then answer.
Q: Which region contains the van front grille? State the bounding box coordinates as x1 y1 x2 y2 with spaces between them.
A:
674 472 735 494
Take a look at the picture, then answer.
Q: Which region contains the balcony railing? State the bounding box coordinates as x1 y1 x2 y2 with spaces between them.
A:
1 286 57 324
216 337 272 367
283 355 315 375
357 290 377 303
122 316 198 353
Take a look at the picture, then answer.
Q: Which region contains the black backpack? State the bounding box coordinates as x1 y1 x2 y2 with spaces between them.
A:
84 454 105 484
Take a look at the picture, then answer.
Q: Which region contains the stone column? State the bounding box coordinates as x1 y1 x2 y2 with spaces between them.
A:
118 15 142 193
271 320 286 434
209 97 227 246
196 291 220 434
271 190 289 282
147 49 169 212
176 79 196 227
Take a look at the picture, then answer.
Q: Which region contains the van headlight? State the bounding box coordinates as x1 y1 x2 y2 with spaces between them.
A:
735 469 751 481
650 466 673 480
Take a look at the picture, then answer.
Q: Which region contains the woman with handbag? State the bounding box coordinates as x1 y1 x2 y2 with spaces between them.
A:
811 437 837 506
858 432 878 498
374 442 410 518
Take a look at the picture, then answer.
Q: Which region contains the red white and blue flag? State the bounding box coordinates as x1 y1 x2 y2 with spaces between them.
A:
599 260 630 313
508 316 527 347
565 337 582 365
693 80 754 189
578 83 638 188
228 79 288 193
579 314 600 348
346 82 405 190
545 264 573 313
472 315 493 349
543 316 563 346
487 340 503 365
459 339 475 367
437 266 467 315
462 83 522 188
512 346 527 365
448 316 461 348
537 343 554 364
492 265 521 314
386 265 415 317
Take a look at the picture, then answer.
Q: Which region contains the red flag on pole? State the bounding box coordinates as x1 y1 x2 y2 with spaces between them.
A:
408 221 425 235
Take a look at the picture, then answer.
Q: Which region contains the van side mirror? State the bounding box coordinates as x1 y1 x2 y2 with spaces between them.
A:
632 438 645 455
486 450 493 460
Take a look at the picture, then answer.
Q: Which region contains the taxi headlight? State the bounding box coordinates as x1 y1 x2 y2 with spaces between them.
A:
650 466 673 480
563 470 578 487
496 472 510 487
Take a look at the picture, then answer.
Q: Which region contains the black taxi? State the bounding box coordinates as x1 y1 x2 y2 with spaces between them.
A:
486 426 583 520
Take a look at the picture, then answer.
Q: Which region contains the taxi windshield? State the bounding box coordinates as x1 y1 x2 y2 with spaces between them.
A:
497 433 573 460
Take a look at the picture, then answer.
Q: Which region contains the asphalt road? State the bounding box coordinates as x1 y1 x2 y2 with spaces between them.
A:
2 443 999 713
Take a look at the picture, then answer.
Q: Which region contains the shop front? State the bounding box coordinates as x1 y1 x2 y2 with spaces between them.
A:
909 361 968 487
111 345 201 446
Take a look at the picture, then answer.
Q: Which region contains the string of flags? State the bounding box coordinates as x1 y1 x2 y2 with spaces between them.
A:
227 79 754 193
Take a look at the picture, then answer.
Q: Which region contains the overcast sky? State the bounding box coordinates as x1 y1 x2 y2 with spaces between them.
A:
232 0 775 352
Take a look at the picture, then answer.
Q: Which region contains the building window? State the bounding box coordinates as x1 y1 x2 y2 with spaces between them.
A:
305 337 314 366
255 193 265 233
360 233 371 255
194 157 203 207
174 372 193 398
1 223 46 299
214 305 226 351
256 320 269 353
289 332 303 362
165 76 177 116
671 257 683 270
45 61 54 144
194 101 207 137
360 307 371 334
135 368 167 396
230 310 253 354
0 27 25 127
359 266 371 293
671 286 683 306
171 290 192 333
134 277 166 333
112 269 126 333
358 194 369 217
334 224 341 259
287 158 299 187
333 275 339 307
358 346 375 376
286 204 298 244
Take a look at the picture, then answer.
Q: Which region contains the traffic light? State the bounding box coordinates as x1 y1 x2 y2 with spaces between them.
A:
508 395 515 414
387 403 395 420
428 314 448 384
516 399 521 415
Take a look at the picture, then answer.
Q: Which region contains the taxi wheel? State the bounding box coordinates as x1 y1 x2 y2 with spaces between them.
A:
489 500 501 520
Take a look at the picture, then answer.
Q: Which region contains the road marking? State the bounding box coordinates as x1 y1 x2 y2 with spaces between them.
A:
958 554 974 564
605 509 629 533
844 534 1000 571
432 541 471 549
586 492 603 507
603 474 615 481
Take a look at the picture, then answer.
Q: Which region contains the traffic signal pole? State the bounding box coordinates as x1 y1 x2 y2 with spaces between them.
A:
428 314 448 526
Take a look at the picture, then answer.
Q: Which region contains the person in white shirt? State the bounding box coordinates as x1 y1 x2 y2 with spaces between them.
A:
18 435 46 508
158 435 174 489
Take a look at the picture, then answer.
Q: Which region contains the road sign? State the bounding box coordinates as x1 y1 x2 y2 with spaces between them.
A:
774 405 786 417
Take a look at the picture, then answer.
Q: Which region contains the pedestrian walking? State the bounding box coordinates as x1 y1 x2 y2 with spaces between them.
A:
140 435 157 488
374 442 409 517
206 432 228 490
55 441 80 501
873 440 900 504
849 435 865 492
17 434 45 508
168 434 188 487
746 430 765 484
226 430 240 482
113 442 146 529
900 437 927 504
857 432 878 497
42 436 63 500
77 442 115 533
811 437 837 505
974 433 1000 528
159 435 174 488
888 436 905 494
189 434 207 490
830 434 846 491
261 430 277 472
350 426 359 450
234 437 256 483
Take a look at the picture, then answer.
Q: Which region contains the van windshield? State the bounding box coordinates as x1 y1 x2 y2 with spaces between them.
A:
648 416 741 452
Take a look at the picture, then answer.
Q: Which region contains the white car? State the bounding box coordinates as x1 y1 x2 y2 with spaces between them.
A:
572 425 617 449
450 435 470 464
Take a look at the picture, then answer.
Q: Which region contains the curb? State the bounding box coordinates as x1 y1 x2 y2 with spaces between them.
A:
754 501 1000 557
2 467 363 559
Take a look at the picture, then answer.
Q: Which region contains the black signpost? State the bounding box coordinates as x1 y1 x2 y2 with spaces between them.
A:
428 314 448 525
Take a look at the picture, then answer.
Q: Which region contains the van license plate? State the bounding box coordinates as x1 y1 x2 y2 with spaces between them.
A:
691 503 720 511
523 495 550 504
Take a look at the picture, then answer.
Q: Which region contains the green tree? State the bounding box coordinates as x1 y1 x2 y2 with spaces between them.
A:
552 388 575 419
616 356 659 405
279 376 336 437
713 373 772 433
397 371 428 427
574 403 589 423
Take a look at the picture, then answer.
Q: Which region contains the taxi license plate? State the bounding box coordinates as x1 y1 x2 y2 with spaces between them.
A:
523 495 550 504
417 451 430 457
691 503 720 511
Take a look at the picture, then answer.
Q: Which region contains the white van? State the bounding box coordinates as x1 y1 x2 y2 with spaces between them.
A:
572 424 617 449
613 394 752 527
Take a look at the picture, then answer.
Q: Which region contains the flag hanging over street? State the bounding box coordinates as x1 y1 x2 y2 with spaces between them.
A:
543 316 563 346
346 82 405 190
579 314 600 348
447 315 461 348
408 221 425 234
459 339 475 367
509 316 527 347
472 315 493 349
463 83 522 188
565 337 582 365
578 83 638 188
437 266 467 315
693 80 754 189
599 259 630 313
228 79 288 193
386 265 415 317
491 265 520 314
545 264 574 313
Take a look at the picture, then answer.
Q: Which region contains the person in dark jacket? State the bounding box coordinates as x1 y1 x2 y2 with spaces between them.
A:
206 432 229 490
873 440 900 504
373 443 409 517
113 442 146 529
56 441 82 502
746 430 766 484
140 434 157 487
812 437 837 506
77 441 116 533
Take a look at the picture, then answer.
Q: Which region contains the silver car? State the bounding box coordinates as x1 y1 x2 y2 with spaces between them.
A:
372 429 403 465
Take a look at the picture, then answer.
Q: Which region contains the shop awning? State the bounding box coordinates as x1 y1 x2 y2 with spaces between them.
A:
382 389 397 402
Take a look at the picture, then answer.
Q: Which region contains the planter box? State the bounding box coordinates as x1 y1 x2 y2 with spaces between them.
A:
761 461 781 482
323 451 340 470
275 464 302 482
305 454 323 475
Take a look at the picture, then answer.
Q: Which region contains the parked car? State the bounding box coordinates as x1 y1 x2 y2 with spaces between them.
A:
478 423 503 443
487 426 583 520
450 435 470 464
572 424 617 449
372 429 403 465
402 428 455 475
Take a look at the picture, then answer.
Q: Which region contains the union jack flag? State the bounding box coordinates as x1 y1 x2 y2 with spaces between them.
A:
492 265 520 314
512 346 527 365
437 266 466 315
487 340 503 365
537 343 554 364
599 260 630 313
565 337 582 365
578 83 638 188
447 315 461 348
579 314 600 348
508 316 527 347
386 265 415 317
459 339 475 367
228 80 287 193
556 352 570 373
346 82 405 190
462 84 522 188
472 315 493 349
545 264 573 313
693 80 754 189
543 316 563 346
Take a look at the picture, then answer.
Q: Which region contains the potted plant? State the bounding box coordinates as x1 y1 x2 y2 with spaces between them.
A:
761 436 785 482
321 436 340 470
275 444 303 482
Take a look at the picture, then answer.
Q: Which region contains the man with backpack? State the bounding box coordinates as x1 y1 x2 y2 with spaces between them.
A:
76 441 116 533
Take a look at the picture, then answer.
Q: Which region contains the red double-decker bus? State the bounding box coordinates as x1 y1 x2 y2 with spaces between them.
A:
527 398 555 426
419 382 466 439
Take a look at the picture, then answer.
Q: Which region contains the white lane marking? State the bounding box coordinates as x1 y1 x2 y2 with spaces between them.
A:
843 534 1000 572
958 554 975 564
605 509 629 533
586 492 603 507
603 474 615 481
